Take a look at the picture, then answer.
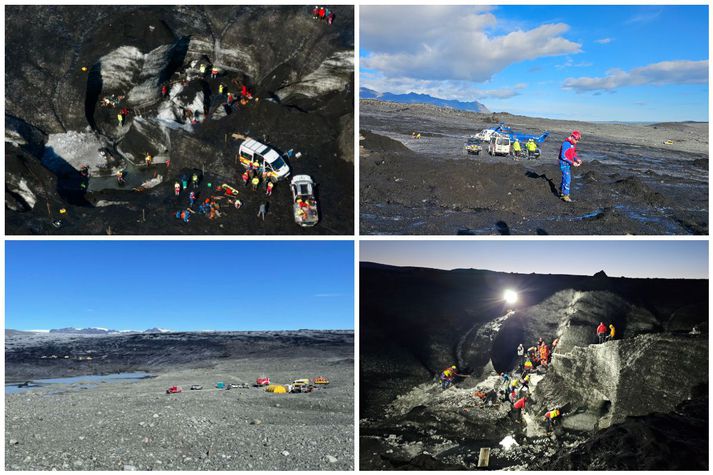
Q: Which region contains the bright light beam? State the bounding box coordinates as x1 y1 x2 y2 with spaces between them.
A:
503 289 518 305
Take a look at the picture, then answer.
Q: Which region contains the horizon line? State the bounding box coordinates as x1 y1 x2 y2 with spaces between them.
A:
359 98 708 124
360 261 708 281
8 327 355 332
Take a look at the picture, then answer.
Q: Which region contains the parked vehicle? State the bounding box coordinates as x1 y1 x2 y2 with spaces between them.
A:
290 175 319 227
464 137 482 155
256 376 271 387
166 386 182 394
488 134 511 156
190 384 203 390
313 376 330 385
238 138 290 180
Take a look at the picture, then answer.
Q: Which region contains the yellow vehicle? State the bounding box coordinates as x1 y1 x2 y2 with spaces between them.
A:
292 378 310 388
313 376 330 385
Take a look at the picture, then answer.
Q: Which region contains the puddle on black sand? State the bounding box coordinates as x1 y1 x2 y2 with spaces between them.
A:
5 371 153 394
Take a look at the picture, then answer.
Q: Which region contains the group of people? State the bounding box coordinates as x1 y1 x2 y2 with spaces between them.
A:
241 167 277 196
218 82 254 114
116 107 130 127
312 6 336 24
174 172 202 195
511 138 540 160
596 322 616 344
198 62 220 79
504 337 560 428
439 321 620 434
493 370 532 425
175 191 236 223
172 169 276 224
516 337 555 374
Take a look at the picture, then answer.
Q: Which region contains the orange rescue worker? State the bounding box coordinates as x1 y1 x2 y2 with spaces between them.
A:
539 344 550 367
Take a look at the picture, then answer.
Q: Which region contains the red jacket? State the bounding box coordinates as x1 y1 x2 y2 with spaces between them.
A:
514 397 526 410
596 323 607 335
559 137 578 164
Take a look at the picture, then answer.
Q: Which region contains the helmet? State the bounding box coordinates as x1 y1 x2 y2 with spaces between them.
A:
451 365 456 369
571 130 582 140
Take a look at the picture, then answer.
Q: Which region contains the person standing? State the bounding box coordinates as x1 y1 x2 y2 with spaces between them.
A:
596 322 608 344
558 130 582 202
257 202 267 220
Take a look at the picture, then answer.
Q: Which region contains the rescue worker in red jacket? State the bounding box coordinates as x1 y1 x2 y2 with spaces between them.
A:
559 130 582 202
512 396 527 422
596 322 608 344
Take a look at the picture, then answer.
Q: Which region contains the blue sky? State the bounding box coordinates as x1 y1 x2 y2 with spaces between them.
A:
361 5 709 121
6 241 354 331
361 241 708 279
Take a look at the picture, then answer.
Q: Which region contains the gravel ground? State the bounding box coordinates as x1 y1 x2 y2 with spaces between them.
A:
6 357 354 471
360 100 708 235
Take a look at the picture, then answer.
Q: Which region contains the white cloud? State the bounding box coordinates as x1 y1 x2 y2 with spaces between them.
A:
555 58 594 69
563 60 709 93
594 38 613 44
625 8 663 25
361 6 581 83
362 72 527 101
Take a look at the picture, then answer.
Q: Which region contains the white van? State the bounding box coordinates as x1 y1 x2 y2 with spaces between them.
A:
488 134 511 156
238 138 290 180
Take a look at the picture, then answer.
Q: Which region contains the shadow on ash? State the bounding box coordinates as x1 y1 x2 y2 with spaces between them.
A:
360 263 708 470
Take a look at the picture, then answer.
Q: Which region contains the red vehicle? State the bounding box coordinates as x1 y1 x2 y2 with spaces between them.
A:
166 386 182 394
256 377 270 386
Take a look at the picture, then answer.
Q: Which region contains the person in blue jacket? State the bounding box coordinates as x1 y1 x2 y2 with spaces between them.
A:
559 130 582 202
